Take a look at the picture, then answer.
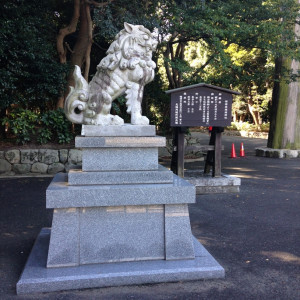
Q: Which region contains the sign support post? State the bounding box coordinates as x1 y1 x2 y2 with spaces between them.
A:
204 127 224 177
171 127 187 178
214 128 222 177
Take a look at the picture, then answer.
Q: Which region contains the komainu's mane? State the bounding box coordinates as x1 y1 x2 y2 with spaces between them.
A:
97 25 157 72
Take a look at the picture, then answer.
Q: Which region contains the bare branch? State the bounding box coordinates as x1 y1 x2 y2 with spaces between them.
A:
191 53 216 78
65 42 74 54
168 42 174 61
175 43 181 58
180 43 185 60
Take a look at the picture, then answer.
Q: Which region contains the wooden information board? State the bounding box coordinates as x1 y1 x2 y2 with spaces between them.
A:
166 83 240 178
167 83 239 127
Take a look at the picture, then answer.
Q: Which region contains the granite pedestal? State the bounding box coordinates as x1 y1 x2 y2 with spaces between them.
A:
17 125 224 294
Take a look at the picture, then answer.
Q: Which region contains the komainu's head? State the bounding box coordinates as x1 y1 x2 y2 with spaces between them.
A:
98 23 157 71
118 23 158 59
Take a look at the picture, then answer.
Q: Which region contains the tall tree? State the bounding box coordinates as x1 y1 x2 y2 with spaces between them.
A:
268 0 300 149
268 57 300 149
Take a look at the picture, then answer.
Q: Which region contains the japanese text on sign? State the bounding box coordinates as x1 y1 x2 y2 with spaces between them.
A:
171 87 232 127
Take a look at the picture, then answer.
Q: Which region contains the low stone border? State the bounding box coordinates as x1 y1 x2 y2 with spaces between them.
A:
223 130 268 139
256 147 300 158
185 171 241 194
239 131 268 139
0 149 82 175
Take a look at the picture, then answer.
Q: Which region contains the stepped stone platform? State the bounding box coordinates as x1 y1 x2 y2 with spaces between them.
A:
17 228 224 294
17 125 224 294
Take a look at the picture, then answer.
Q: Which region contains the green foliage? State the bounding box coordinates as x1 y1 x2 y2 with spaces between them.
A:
260 122 271 133
232 96 248 119
227 121 270 132
2 109 38 144
143 77 172 135
38 109 73 144
0 0 68 110
150 0 299 130
111 96 131 124
92 0 159 40
2 108 73 145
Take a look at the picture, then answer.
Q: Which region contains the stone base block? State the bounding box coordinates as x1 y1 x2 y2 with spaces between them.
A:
47 205 165 267
17 228 225 295
76 135 166 171
82 148 158 171
81 124 156 137
185 171 241 194
47 173 195 208
47 203 195 268
165 205 195 260
68 165 173 185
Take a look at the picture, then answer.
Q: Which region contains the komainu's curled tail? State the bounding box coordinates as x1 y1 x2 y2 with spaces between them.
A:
64 66 89 124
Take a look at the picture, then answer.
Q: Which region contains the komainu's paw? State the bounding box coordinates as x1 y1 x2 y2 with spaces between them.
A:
131 115 149 125
111 115 125 125
95 114 124 126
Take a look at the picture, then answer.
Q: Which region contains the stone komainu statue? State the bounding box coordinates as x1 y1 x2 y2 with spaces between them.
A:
64 23 158 126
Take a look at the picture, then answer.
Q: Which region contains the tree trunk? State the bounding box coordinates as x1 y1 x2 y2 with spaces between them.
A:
56 0 81 109
233 111 237 122
248 102 261 129
66 1 93 95
164 39 186 89
70 2 92 77
56 0 93 108
267 58 282 146
247 92 261 129
268 1 300 149
268 57 300 149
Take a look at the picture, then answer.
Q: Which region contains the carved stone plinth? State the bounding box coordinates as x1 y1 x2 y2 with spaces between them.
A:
17 125 224 294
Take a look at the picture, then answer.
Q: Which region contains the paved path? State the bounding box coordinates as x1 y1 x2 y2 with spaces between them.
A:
0 134 299 299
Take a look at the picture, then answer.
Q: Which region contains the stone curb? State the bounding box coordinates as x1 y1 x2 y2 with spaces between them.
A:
256 147 300 158
185 171 241 194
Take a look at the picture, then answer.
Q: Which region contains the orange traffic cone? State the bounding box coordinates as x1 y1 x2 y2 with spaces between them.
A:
240 142 245 157
230 143 237 158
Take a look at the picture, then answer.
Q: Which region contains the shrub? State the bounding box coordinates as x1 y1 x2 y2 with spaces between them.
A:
227 121 270 132
38 108 73 144
2 107 74 144
2 108 38 144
